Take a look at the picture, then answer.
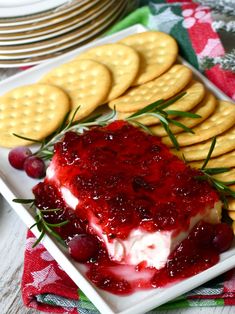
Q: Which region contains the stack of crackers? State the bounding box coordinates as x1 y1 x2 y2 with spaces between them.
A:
0 31 235 230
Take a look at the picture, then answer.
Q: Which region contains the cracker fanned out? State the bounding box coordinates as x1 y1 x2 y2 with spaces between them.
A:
0 84 70 148
117 80 206 126
172 110 235 161
75 43 140 101
40 59 112 121
120 31 178 85
163 101 235 147
109 65 192 112
191 149 235 169
151 92 217 136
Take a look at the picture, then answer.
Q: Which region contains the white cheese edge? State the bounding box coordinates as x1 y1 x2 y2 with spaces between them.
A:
60 185 221 269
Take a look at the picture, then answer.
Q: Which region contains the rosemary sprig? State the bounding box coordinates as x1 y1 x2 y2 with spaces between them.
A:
125 92 201 150
13 198 68 247
32 209 68 248
37 108 116 156
13 106 117 161
196 137 235 207
13 92 199 158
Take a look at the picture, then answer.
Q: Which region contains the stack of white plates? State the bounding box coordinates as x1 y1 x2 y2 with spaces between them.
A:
0 0 138 67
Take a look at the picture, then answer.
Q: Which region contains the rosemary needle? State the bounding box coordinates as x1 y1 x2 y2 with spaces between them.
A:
125 92 201 150
196 137 235 206
13 198 68 247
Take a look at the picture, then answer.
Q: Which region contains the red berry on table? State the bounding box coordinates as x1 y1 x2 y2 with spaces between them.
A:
68 234 98 263
212 223 234 253
24 156 46 179
8 146 32 170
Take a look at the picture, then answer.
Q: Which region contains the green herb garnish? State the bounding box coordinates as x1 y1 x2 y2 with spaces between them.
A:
13 198 35 204
13 92 199 156
13 106 117 161
13 198 68 247
196 137 235 207
32 208 68 248
125 92 201 150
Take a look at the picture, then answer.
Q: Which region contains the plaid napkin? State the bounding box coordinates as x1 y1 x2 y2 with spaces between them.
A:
22 1 235 313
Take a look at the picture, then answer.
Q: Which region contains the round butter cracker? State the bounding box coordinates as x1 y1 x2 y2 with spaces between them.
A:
0 84 70 148
227 197 235 212
163 100 235 147
119 31 178 85
151 92 216 136
174 124 235 161
190 149 235 169
213 168 235 183
109 65 192 112
40 59 111 121
228 210 235 220
229 185 235 192
117 80 206 127
75 43 140 101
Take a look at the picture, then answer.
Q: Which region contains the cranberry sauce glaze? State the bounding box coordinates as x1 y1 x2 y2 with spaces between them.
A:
33 121 233 295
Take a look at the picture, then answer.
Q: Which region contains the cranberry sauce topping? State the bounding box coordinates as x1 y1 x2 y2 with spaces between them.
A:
32 121 233 295
36 121 219 240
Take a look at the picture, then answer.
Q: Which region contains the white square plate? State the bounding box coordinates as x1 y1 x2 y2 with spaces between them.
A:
0 25 235 314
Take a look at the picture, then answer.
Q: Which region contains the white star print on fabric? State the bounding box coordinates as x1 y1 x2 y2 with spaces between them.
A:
148 7 183 33
29 264 61 289
25 237 44 251
198 38 224 58
40 250 54 261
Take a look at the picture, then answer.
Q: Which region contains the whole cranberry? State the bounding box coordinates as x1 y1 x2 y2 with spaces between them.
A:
212 223 234 253
24 156 46 179
8 146 32 170
68 234 98 263
189 221 215 247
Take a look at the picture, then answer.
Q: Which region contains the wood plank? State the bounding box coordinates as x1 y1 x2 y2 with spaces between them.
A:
0 195 38 313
